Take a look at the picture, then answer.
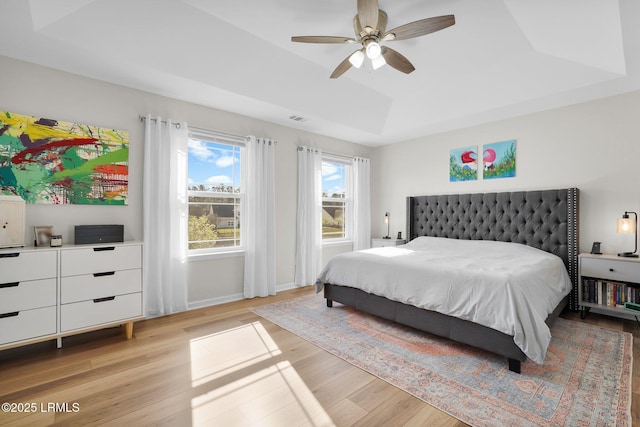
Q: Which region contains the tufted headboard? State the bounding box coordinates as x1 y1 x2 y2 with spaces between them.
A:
406 188 579 310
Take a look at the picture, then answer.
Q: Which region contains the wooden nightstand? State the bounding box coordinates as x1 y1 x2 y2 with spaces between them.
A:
578 253 640 320
371 238 406 248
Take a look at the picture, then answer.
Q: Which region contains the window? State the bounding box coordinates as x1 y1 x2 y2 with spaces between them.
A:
187 132 243 253
322 157 350 241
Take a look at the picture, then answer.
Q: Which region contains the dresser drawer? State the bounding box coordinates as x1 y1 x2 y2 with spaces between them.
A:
0 306 57 346
0 250 57 283
61 245 142 277
581 257 640 283
0 278 56 313
61 292 142 332
61 269 142 304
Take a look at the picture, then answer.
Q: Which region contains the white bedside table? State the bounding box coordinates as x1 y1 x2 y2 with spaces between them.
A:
578 252 640 320
371 238 406 248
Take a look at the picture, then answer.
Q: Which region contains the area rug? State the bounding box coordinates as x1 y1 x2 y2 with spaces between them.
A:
251 294 633 427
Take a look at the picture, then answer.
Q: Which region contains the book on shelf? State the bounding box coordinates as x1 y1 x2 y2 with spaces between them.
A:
581 278 639 307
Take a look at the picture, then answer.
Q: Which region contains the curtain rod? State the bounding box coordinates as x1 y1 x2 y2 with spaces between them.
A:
298 146 364 162
139 115 182 129
139 116 250 144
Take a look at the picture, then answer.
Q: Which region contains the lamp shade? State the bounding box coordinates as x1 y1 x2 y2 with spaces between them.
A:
617 216 636 234
366 41 382 59
349 50 365 68
616 211 639 257
371 54 386 70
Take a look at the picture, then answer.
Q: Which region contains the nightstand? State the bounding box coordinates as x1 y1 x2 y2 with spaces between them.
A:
371 238 406 248
578 253 640 320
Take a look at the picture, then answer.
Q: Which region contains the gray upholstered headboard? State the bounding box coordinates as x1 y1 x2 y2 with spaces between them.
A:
406 188 579 310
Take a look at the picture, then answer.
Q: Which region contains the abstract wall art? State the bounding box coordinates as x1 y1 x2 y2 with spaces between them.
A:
0 110 128 205
449 146 478 182
482 139 516 179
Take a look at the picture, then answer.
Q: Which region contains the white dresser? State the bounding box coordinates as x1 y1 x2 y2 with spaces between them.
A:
0 242 143 350
0 248 57 347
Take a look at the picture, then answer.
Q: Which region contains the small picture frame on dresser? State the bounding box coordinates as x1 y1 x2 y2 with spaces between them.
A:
34 226 54 247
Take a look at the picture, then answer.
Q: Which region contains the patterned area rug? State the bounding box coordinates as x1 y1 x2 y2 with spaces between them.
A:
251 294 633 427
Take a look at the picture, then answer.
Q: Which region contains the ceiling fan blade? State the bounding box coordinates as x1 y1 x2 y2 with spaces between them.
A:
383 15 455 41
330 54 355 79
381 46 415 74
357 0 379 30
291 36 356 44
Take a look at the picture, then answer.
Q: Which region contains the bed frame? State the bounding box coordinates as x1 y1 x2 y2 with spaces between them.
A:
324 188 579 373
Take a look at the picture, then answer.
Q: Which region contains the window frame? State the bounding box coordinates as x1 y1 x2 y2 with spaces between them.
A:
187 129 246 258
321 155 352 245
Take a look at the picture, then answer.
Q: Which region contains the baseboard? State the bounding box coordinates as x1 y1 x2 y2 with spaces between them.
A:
187 282 303 310
276 282 297 292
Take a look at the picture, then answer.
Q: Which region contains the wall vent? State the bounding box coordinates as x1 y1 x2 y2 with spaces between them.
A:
288 115 307 123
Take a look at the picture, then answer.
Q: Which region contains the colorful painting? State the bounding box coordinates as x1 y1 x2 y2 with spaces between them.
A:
449 146 477 182
0 111 128 204
482 139 516 179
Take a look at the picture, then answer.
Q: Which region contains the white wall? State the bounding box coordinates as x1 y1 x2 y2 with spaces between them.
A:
371 91 640 255
0 55 371 306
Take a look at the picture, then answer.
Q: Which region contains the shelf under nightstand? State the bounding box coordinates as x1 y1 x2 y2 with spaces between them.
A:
578 253 640 321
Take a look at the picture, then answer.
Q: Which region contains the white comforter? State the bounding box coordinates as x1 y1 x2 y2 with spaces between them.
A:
316 236 573 363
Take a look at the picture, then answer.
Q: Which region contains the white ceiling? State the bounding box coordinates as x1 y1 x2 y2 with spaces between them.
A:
0 0 638 147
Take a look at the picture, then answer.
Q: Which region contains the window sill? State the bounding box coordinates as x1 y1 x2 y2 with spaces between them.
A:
188 249 244 262
322 239 353 247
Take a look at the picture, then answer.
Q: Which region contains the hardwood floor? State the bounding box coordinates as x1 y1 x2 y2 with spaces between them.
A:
0 286 637 426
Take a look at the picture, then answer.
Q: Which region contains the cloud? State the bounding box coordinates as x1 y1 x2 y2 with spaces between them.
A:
216 155 236 168
206 175 232 185
188 140 215 161
322 164 338 176
324 174 342 182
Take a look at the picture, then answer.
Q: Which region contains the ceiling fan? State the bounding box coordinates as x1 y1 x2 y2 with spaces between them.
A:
291 0 455 78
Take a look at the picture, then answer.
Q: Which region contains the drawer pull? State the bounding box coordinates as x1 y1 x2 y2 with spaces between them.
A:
0 252 19 258
0 282 19 289
0 311 19 319
93 247 115 252
93 271 116 277
93 296 116 303
609 268 615 272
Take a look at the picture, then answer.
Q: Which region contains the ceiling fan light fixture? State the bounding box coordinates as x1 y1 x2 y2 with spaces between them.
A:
365 41 382 59
371 53 386 70
291 0 455 79
349 50 365 68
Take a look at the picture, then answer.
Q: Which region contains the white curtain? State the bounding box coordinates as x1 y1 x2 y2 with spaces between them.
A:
295 147 323 286
351 157 371 250
143 115 189 317
243 136 276 298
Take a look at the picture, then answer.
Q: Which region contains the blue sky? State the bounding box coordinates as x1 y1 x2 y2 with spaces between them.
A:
322 161 345 197
188 141 345 195
188 139 240 190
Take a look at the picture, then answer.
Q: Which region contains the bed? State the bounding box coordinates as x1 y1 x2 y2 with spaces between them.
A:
317 188 579 373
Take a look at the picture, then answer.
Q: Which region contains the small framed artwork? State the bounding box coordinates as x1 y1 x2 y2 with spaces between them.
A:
450 146 478 182
34 226 54 247
482 139 516 179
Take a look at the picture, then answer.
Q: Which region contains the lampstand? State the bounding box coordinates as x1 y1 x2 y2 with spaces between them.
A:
616 211 638 257
383 212 390 239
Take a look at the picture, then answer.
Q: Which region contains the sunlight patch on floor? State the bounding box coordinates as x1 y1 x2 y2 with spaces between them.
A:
189 321 281 386
191 361 334 426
